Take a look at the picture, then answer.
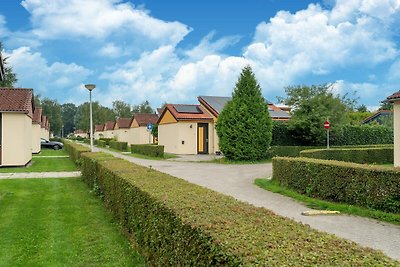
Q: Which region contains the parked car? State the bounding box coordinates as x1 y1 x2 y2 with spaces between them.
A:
41 138 64 150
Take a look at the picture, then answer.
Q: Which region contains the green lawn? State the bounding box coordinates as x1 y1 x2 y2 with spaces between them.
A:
0 178 145 266
255 178 400 225
203 157 272 164
0 157 77 173
100 146 179 160
33 148 68 157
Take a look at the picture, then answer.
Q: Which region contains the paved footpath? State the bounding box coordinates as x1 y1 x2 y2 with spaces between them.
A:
93 147 400 260
0 171 81 179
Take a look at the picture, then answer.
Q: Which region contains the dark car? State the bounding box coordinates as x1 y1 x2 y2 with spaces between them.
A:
41 138 64 150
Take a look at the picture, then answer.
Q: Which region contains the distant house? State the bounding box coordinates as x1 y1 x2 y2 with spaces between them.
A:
129 114 158 145
32 107 42 154
114 118 132 143
0 52 4 81
0 88 34 166
74 129 88 139
362 110 393 125
103 121 116 139
94 124 105 139
41 115 50 140
157 104 214 154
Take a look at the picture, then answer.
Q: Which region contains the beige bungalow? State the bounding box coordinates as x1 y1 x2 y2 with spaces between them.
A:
45 120 51 139
129 114 158 145
0 88 33 166
197 95 292 154
103 121 116 139
32 107 42 154
114 118 132 143
74 129 88 139
41 115 47 140
94 124 105 139
157 104 213 154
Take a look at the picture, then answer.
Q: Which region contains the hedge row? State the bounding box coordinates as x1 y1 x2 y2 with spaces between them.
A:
63 140 90 164
99 138 115 146
131 144 164 157
300 147 394 164
109 141 128 151
273 157 400 213
96 140 106 147
79 152 395 266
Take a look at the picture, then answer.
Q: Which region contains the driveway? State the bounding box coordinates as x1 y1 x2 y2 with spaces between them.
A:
94 147 400 260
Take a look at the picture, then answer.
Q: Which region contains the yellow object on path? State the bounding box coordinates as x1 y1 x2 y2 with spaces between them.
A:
301 210 341 216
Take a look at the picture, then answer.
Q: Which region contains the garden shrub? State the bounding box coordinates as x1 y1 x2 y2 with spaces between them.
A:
131 144 164 157
271 122 302 146
99 138 115 146
272 157 400 213
63 140 90 165
300 147 393 164
97 140 106 147
331 125 393 146
78 152 396 266
268 146 320 157
109 141 128 151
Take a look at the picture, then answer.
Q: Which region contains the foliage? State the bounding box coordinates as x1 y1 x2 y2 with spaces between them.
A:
109 141 128 151
131 144 164 157
331 125 393 146
151 124 158 138
347 111 374 125
97 140 106 147
0 42 17 87
41 98 63 135
379 101 393 111
271 121 302 146
216 66 272 160
0 179 145 266
79 152 396 266
356 104 368 112
268 146 320 158
99 138 115 146
300 147 393 164
61 103 77 135
255 179 400 225
112 100 132 118
279 84 355 145
272 157 400 213
131 100 154 114
63 140 90 165
74 101 115 132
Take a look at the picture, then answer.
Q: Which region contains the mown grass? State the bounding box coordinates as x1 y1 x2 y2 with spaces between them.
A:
0 157 77 173
204 157 272 164
0 178 145 266
255 178 400 225
100 146 179 160
33 148 68 157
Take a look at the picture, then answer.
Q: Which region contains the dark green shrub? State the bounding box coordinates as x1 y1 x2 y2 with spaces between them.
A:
63 140 90 165
83 138 90 144
79 152 395 266
99 138 115 146
50 137 62 142
109 141 128 151
271 122 302 146
273 157 400 213
216 66 272 160
97 140 106 147
300 147 393 164
131 144 164 157
331 125 393 146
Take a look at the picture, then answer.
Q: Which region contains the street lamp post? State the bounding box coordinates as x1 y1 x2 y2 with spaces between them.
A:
85 84 96 152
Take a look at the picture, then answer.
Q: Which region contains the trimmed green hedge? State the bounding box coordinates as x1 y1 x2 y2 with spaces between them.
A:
331 125 393 146
63 140 90 164
131 144 164 157
97 140 106 147
300 147 394 164
269 146 319 157
273 157 400 213
109 141 128 151
79 152 396 266
99 138 115 146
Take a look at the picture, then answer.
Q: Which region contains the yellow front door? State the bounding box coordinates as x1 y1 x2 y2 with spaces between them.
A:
197 123 208 154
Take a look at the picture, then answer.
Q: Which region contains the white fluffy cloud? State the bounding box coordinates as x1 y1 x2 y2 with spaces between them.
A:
5 46 92 96
21 0 191 46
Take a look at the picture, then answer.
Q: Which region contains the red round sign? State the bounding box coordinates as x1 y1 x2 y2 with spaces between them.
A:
324 121 330 129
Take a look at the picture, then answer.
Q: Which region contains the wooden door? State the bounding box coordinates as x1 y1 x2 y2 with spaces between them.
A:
197 123 209 154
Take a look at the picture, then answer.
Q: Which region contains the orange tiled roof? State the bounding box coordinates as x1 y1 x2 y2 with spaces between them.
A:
0 88 34 118
95 124 105 131
32 107 42 123
134 113 158 126
116 118 132 128
105 121 115 130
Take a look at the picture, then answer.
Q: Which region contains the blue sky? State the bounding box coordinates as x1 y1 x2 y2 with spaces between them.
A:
0 0 399 110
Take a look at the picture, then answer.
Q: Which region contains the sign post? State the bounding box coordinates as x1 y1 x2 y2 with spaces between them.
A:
146 123 153 144
324 120 330 149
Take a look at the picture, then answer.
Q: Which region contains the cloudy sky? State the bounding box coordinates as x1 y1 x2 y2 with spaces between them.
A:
0 0 399 110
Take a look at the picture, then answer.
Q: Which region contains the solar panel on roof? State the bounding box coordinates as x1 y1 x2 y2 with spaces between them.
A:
174 105 202 114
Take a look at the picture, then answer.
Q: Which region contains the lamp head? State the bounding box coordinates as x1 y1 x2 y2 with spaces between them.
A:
84 84 96 91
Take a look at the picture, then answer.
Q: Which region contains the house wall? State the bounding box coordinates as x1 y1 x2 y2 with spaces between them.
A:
2 113 32 166
103 130 114 139
128 127 153 145
94 131 104 139
41 127 47 140
32 123 41 154
158 122 198 154
115 128 130 143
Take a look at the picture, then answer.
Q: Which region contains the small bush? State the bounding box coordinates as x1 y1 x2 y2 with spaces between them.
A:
83 139 90 144
99 138 115 146
109 141 128 151
300 147 393 164
97 140 106 147
79 152 396 266
273 157 400 213
63 140 90 166
131 144 164 157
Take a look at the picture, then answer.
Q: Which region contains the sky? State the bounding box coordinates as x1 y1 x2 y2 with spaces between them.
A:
0 0 400 110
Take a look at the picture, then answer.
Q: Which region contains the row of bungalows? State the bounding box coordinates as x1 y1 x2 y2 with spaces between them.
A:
157 95 291 155
94 114 158 145
0 88 51 167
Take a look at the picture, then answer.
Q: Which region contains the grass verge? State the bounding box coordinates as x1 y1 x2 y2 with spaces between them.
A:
255 178 400 225
0 157 77 173
203 157 272 164
99 146 179 160
33 149 68 157
0 178 145 266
